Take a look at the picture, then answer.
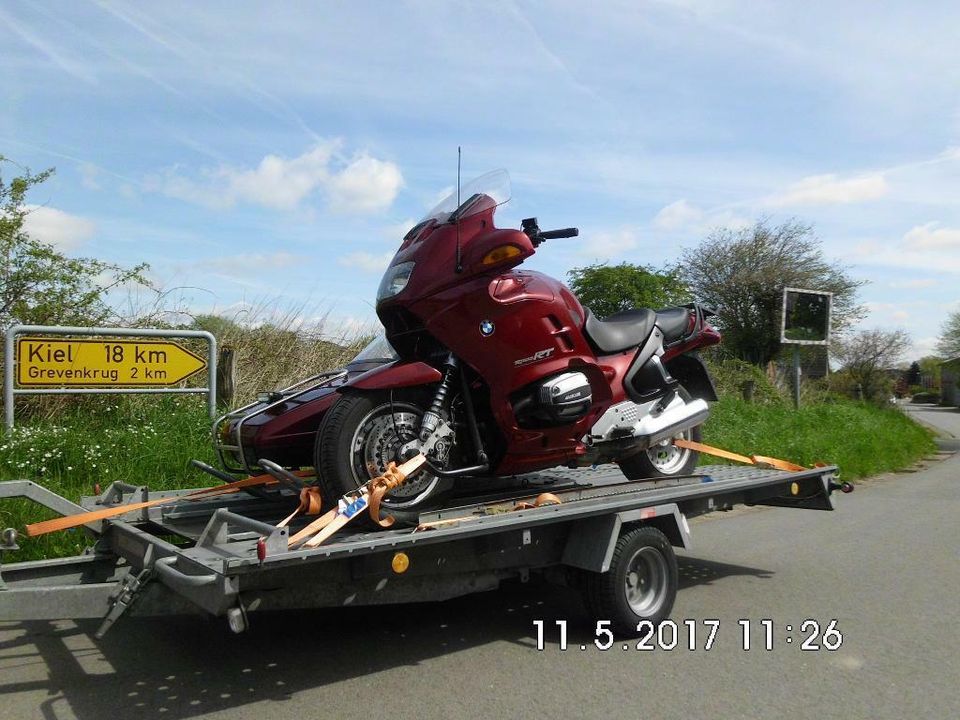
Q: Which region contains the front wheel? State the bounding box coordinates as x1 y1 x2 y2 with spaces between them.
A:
315 390 454 511
618 387 701 480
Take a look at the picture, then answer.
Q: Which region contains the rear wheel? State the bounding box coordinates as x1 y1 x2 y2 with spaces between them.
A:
315 390 454 511
618 387 701 480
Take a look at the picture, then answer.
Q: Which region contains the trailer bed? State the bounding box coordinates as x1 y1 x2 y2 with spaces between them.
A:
0 463 842 634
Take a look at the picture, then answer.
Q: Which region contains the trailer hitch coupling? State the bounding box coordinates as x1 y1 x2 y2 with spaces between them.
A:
828 480 854 494
0 527 20 590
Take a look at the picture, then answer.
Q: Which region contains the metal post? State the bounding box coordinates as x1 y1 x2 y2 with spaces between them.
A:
4 329 14 430
793 348 801 410
206 333 217 420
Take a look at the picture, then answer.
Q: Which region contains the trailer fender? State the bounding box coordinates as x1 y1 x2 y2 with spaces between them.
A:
341 360 442 392
562 503 690 573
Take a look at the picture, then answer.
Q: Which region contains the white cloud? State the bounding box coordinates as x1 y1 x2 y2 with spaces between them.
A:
653 199 703 230
889 278 938 289
327 155 404 213
150 142 403 214
579 228 640 260
338 251 394 273
902 222 960 251
224 143 337 210
21 205 96 251
768 172 889 206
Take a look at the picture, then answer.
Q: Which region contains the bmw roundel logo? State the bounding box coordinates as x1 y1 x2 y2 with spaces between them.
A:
479 320 495 337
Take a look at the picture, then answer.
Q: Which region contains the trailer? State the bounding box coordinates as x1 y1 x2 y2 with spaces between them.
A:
0 462 850 638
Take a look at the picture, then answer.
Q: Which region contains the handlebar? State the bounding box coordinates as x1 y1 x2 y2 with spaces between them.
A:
521 218 579 246
539 227 579 240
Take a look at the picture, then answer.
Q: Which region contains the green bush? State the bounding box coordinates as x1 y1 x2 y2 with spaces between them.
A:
702 354 785 404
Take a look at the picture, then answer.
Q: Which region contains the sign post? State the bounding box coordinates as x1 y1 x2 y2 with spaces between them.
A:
4 326 217 429
780 288 833 410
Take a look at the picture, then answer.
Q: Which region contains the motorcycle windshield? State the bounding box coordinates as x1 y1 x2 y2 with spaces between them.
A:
351 333 398 362
419 169 511 225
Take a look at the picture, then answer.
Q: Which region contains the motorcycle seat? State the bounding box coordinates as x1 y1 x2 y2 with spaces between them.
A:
583 308 656 354
655 306 691 343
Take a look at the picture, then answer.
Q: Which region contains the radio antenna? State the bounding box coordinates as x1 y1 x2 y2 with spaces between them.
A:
455 146 463 273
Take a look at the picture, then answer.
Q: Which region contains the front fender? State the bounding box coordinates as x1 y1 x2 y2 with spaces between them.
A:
342 360 442 392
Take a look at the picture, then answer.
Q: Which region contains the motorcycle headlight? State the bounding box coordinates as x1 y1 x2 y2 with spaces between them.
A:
377 261 415 301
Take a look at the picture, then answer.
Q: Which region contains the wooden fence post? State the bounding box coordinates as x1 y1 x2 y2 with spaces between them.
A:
217 346 236 409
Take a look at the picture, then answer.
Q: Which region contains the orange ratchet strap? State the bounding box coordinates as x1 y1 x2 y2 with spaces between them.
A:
26 469 311 537
277 486 324 528
415 491 564 532
673 439 807 473
287 454 427 549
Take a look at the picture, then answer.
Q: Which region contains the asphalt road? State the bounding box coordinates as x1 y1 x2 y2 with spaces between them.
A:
1 405 957 719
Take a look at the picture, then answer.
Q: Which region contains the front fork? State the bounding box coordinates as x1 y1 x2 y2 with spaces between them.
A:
415 353 489 474
419 354 459 442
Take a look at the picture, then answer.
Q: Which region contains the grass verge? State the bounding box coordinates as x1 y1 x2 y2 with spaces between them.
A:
0 396 937 562
0 396 215 562
702 397 937 478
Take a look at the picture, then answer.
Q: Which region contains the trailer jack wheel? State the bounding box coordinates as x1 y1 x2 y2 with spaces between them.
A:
582 526 677 637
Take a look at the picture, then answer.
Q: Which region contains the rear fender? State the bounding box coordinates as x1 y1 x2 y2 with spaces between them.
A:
342 360 442 392
665 354 719 402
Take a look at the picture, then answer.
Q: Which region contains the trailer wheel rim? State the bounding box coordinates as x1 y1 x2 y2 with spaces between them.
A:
624 546 669 616
349 402 440 507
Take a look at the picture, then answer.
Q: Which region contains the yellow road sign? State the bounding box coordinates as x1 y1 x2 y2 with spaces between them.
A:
16 337 207 387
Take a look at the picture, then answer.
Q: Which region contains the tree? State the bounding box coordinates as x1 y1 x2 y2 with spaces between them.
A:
567 262 688 319
905 361 921 386
833 328 911 402
934 310 960 359
0 156 148 328
679 219 865 366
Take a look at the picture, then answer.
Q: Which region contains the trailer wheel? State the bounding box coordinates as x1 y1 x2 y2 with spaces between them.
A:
583 526 677 636
618 387 701 480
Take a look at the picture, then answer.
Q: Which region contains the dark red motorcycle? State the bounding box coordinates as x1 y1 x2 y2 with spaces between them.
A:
299 170 721 510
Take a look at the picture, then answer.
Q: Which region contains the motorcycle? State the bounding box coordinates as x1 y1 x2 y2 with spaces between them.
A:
307 169 722 510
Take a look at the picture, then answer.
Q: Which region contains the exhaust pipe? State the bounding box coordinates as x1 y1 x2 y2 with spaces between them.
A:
632 398 710 448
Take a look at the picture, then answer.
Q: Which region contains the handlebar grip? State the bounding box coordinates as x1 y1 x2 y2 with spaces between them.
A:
539 227 579 240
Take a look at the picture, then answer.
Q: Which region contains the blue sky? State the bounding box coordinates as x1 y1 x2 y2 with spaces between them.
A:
2 0 958 360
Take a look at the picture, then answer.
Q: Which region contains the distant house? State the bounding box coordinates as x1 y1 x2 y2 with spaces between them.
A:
941 357 960 406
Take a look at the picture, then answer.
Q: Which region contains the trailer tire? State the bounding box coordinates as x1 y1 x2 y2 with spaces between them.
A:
582 525 677 636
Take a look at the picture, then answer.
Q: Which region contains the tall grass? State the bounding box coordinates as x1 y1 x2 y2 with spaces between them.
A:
192 300 365 407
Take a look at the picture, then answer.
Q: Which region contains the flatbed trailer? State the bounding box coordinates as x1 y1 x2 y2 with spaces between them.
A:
0 463 847 638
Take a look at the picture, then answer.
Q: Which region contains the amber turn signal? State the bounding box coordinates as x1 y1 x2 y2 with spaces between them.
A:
482 245 522 265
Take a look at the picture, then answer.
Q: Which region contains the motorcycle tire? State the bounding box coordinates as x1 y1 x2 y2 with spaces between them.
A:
315 390 454 517
617 386 702 480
